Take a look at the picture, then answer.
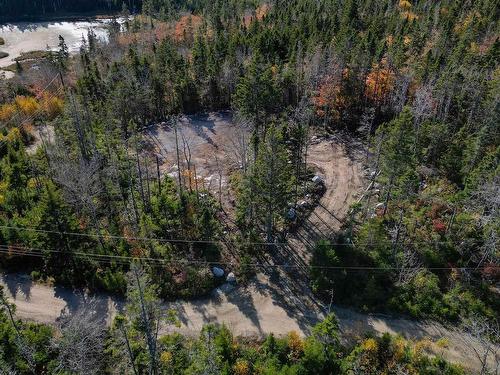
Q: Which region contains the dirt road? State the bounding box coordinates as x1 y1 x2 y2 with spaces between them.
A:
1 271 495 372
2 118 496 372
276 133 366 279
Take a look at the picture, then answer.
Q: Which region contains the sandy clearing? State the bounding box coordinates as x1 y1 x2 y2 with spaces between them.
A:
146 111 247 189
146 112 248 223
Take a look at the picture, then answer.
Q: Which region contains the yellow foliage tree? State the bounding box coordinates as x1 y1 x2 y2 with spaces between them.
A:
399 0 412 9
0 103 17 122
15 96 40 116
361 338 378 352
40 93 64 120
160 351 173 365
233 359 250 375
287 331 304 361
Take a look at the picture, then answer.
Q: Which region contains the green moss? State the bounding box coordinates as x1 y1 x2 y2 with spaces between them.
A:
15 50 51 61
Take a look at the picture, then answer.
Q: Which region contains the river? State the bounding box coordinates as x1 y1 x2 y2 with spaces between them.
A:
0 18 122 78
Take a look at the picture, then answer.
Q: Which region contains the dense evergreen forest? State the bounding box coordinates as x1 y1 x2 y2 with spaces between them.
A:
0 0 498 372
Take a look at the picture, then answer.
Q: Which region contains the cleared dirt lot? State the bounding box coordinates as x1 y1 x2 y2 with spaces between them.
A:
147 112 247 192
2 113 497 372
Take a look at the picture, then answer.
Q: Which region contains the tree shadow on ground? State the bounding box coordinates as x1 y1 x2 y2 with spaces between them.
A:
53 285 124 325
1 272 33 301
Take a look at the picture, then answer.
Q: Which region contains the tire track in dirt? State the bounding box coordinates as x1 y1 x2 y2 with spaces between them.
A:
1 127 496 372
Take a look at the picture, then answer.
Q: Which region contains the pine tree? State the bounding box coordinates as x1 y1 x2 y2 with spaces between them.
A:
240 124 295 244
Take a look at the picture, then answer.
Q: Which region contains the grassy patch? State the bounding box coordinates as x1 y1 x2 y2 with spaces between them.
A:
1 50 53 72
0 51 8 59
15 50 52 61
0 37 5 45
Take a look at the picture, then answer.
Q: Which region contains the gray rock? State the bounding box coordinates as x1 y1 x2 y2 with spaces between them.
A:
212 267 224 277
226 272 237 283
312 175 324 184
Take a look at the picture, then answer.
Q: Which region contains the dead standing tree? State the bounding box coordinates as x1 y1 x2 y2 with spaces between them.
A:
411 83 436 152
227 117 252 173
460 315 500 375
180 125 194 192
173 116 183 196
52 299 106 375
469 176 500 269
50 152 103 234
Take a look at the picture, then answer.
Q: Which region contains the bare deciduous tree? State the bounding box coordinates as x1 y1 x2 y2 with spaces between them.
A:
219 59 238 105
396 246 422 286
226 117 251 173
116 263 177 375
390 73 411 113
52 299 106 375
412 84 435 126
51 151 103 225
467 176 500 268
460 314 500 375
180 126 194 191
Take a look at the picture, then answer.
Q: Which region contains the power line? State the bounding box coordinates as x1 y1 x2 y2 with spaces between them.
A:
0 87 63 152
0 244 497 272
1 73 60 130
0 224 482 248
0 73 60 131
0 74 62 150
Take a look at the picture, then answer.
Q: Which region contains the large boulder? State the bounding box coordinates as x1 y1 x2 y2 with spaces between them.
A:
312 175 324 184
212 267 224 277
226 272 236 283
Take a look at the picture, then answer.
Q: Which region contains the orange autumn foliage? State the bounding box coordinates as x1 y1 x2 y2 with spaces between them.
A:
153 21 170 41
401 10 418 21
256 3 271 21
117 33 138 47
242 14 253 28
399 0 412 9
174 14 203 43
365 64 395 103
0 93 64 124
398 0 418 21
243 3 271 27
118 20 172 47
312 74 347 120
131 247 146 258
